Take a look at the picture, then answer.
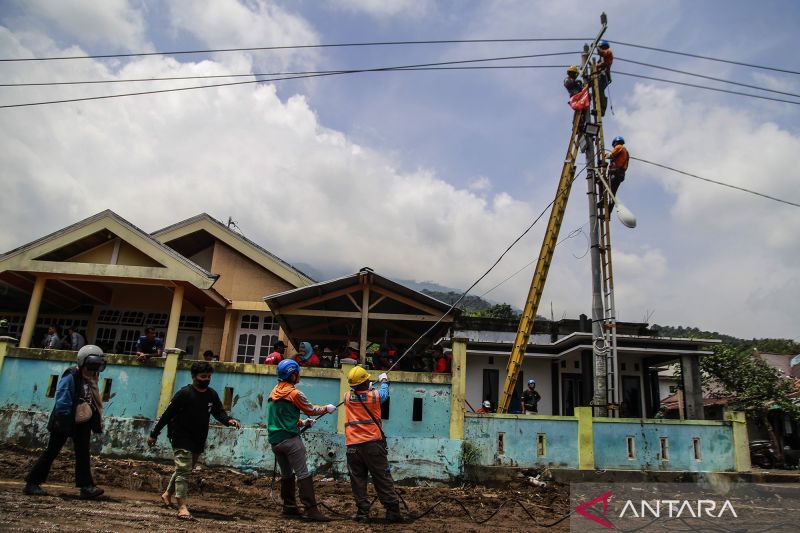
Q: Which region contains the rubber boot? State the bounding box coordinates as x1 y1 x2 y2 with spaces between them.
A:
355 505 370 523
297 476 330 522
280 478 301 516
386 502 406 524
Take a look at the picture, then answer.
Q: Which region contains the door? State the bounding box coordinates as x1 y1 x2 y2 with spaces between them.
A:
508 371 524 414
482 369 499 410
621 376 642 418
561 373 583 416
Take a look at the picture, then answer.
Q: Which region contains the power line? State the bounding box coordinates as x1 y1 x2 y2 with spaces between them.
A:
631 156 800 208
610 40 800 76
0 52 578 109
0 51 576 87
614 71 800 105
616 57 800 99
0 38 590 62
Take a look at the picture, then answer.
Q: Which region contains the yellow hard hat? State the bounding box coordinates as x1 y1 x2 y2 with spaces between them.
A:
567 65 579 74
347 365 371 387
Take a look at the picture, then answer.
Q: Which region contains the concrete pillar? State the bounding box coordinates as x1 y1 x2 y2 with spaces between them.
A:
219 308 235 361
359 285 369 365
725 410 751 472
449 338 467 440
576 406 595 470
337 364 352 434
680 354 704 420
19 275 46 348
164 284 185 350
0 336 19 375
157 348 182 416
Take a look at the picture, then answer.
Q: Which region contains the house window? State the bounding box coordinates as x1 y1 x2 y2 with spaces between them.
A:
236 333 257 363
259 335 279 360
94 327 117 353
240 314 260 329
97 310 121 324
117 329 140 354
120 311 145 326
179 315 204 330
235 312 279 363
146 313 168 327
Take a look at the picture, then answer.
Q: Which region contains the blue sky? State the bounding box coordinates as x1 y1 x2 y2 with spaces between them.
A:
0 0 798 339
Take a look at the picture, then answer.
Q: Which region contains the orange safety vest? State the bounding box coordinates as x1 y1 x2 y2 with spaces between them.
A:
344 389 383 446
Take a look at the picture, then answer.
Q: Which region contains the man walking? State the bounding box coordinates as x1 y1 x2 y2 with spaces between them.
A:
147 361 240 520
344 366 404 523
521 379 541 414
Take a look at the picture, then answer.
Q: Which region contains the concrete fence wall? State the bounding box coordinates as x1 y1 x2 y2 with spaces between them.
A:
0 338 750 480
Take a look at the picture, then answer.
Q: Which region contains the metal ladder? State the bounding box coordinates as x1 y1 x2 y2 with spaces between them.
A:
497 109 585 413
590 64 620 413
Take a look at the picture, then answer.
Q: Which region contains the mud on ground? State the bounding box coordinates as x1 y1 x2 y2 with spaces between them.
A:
0 444 570 532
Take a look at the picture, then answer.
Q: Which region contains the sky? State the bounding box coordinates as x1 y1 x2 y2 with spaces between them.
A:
0 0 798 339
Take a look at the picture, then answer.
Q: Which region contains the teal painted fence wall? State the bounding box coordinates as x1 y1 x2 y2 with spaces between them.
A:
593 421 735 471
0 348 743 477
464 414 580 468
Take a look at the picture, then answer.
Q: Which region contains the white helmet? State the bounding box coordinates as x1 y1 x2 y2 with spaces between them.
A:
77 345 106 372
482 400 491 409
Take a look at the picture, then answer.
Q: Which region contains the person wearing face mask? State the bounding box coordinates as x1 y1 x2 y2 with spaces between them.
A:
23 345 106 499
147 361 241 521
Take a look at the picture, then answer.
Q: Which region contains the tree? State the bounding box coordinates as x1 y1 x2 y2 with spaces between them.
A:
479 303 518 320
700 345 800 462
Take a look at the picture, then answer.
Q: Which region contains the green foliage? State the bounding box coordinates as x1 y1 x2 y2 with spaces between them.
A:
478 303 519 320
700 344 800 420
652 324 800 354
461 439 482 466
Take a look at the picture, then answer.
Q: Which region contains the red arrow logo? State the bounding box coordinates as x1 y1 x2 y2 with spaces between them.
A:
575 490 613 529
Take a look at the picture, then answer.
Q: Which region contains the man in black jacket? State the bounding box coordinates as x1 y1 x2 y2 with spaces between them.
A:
147 361 240 520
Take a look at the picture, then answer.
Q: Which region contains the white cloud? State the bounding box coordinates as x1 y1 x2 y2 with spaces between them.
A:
334 0 435 18
18 0 150 52
167 0 320 72
468 176 491 191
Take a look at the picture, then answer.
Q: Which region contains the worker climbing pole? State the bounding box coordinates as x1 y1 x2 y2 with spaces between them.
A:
498 13 635 415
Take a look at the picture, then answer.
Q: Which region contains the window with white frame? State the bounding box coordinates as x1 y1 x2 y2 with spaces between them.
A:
117 329 141 354
235 312 279 363
120 311 145 326
146 312 168 328
94 327 117 353
97 310 121 324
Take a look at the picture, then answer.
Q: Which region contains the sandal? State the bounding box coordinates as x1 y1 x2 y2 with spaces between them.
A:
177 512 195 521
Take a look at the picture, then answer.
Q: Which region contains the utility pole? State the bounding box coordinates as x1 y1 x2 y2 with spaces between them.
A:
582 43 608 417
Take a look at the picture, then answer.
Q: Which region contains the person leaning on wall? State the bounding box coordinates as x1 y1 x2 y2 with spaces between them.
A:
23 345 107 499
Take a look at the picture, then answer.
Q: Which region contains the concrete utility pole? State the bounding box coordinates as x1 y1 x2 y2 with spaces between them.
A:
582 44 608 417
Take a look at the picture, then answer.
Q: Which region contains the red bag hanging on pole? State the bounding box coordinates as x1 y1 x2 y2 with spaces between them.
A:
569 86 590 110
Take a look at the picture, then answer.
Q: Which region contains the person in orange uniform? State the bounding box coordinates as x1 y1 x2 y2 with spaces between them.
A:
607 136 629 209
344 366 404 524
596 40 613 115
476 400 493 414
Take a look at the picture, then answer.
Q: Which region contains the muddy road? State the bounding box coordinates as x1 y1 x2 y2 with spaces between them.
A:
0 444 570 532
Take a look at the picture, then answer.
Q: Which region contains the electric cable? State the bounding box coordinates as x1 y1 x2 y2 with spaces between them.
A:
0 51 579 109
609 40 800 76
386 164 588 373
4 37 795 77
616 57 800 99
614 71 800 105
630 156 800 208
0 52 575 87
0 38 590 62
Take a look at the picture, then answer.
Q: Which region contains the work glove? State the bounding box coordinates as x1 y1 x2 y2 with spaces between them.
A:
378 373 389 383
302 418 316 428
325 404 337 413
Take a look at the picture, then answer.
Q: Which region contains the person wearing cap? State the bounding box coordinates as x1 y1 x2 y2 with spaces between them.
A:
267 359 336 521
564 65 584 96
521 379 542 414
262 340 286 365
476 400 493 414
24 345 107 499
293 341 321 367
344 366 404 523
